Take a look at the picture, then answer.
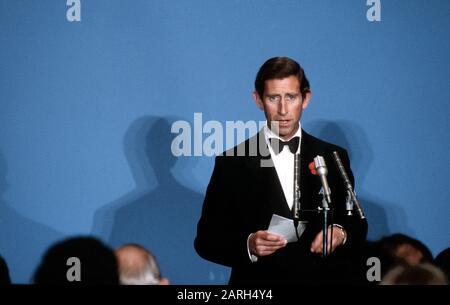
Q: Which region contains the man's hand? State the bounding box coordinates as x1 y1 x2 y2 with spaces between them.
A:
310 225 347 255
249 230 287 257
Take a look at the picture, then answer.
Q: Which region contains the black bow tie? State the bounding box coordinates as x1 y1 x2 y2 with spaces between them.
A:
269 137 300 154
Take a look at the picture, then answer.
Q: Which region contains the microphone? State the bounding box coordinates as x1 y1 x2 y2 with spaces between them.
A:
332 151 366 219
293 154 301 221
314 155 332 204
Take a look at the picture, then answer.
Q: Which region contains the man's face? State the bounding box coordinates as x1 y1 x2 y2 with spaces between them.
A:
253 75 311 140
395 244 424 265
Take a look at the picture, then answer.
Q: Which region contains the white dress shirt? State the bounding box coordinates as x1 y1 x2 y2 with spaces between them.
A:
263 123 302 210
247 123 302 262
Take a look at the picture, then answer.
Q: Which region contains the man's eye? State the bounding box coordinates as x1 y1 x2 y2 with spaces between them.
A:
269 96 280 102
286 95 296 101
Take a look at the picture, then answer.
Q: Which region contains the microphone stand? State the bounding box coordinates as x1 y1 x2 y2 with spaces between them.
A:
332 151 365 220
313 155 333 258
293 154 301 241
319 195 331 257
348 188 365 220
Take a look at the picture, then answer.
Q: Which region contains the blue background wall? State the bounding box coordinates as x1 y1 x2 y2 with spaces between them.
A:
1 0 449 283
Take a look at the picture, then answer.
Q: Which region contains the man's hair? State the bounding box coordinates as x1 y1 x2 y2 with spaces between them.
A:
381 263 448 285
0 255 11 284
33 236 119 285
379 233 434 264
254 56 310 99
434 247 450 282
116 244 162 285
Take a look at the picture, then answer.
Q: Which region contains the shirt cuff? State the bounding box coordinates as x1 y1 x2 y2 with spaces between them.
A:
247 233 258 263
332 224 347 245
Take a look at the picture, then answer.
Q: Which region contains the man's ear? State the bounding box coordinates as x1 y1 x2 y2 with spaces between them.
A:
302 91 312 110
253 91 264 111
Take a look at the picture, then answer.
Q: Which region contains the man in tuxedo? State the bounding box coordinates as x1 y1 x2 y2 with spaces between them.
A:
194 57 368 284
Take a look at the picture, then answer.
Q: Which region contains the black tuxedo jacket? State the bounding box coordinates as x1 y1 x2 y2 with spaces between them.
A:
194 129 368 284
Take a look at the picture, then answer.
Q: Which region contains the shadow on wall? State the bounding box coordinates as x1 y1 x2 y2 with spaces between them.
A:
92 116 229 284
0 150 63 283
306 120 414 240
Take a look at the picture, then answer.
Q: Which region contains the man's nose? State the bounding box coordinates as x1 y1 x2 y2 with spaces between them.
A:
278 99 288 115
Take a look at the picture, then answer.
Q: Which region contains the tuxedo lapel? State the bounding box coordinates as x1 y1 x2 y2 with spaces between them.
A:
247 131 296 219
258 159 292 218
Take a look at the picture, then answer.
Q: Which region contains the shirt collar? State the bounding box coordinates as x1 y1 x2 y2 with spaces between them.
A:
263 121 302 154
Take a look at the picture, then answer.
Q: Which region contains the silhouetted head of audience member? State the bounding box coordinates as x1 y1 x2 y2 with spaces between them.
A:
378 233 433 266
0 255 11 284
435 247 450 282
33 236 119 285
115 244 169 285
381 263 447 285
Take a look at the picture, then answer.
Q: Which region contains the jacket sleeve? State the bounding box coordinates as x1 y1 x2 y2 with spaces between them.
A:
194 156 252 267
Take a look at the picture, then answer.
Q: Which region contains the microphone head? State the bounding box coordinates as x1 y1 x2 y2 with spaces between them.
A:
314 156 328 176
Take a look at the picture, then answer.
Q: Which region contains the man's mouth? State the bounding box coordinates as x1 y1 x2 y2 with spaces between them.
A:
277 120 290 127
